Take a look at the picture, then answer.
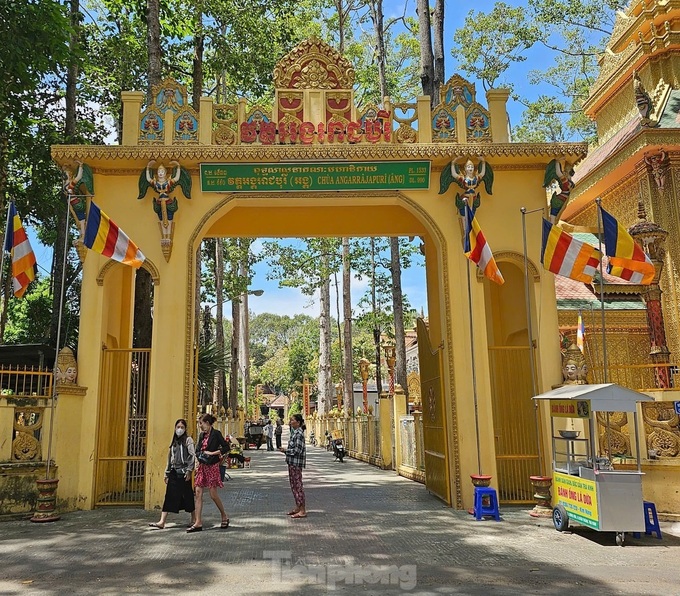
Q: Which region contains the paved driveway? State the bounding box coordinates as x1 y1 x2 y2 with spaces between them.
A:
0 443 678 595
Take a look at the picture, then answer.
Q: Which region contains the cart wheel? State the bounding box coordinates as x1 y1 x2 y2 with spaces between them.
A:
616 532 625 547
553 504 569 532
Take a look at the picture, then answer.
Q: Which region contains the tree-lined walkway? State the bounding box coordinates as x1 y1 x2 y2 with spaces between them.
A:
0 443 678 595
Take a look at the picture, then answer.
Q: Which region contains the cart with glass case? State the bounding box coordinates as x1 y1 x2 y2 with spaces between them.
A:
533 383 653 546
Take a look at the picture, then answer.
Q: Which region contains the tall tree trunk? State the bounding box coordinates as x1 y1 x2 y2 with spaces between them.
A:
146 0 161 92
390 237 408 402
370 238 382 394
342 238 354 413
51 0 80 347
370 0 387 100
238 258 249 414
432 0 445 101
0 135 8 341
192 9 204 110
229 296 240 414
214 240 226 410
333 270 343 404
318 269 332 415
417 0 435 103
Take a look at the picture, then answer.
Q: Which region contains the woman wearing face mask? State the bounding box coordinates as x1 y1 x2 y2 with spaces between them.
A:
187 413 231 532
148 419 196 529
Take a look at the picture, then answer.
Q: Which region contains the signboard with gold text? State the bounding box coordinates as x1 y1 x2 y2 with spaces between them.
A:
200 161 431 193
554 471 599 529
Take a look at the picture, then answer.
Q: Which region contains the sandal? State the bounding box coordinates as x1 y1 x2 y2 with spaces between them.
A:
148 522 164 529
186 525 203 533
220 519 230 528
287 510 299 516
291 513 307 519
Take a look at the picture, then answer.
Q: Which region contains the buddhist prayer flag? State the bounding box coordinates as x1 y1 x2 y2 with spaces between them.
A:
599 206 654 284
463 205 504 285
84 201 145 268
541 218 601 283
576 310 585 353
4 203 38 298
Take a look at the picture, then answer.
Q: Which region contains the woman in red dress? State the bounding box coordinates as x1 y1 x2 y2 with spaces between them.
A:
187 414 230 532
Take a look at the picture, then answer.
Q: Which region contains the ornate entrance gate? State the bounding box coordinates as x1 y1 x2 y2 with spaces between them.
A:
94 348 150 506
417 318 451 505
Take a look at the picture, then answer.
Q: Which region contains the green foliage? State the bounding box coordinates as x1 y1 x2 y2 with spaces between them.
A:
249 312 319 396
197 340 229 390
453 0 624 141
0 0 72 127
3 277 52 345
287 399 302 416
452 4 538 91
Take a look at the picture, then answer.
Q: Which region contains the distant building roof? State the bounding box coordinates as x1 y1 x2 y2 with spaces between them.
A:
0 344 56 369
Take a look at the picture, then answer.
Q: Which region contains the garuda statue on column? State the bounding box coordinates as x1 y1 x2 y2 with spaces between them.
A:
138 160 192 261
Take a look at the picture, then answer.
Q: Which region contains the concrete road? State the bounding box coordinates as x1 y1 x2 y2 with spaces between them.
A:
0 443 678 595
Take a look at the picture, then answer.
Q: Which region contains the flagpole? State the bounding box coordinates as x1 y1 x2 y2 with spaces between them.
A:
462 200 483 476
520 206 545 475
45 204 71 479
0 201 13 296
466 254 483 476
595 198 609 383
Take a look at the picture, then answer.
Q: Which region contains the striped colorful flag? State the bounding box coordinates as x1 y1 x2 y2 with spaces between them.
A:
541 219 601 283
83 201 145 268
4 203 38 298
463 205 504 285
599 206 654 284
576 310 585 353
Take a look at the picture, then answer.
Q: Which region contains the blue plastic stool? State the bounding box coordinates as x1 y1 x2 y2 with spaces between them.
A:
473 486 501 521
633 501 662 539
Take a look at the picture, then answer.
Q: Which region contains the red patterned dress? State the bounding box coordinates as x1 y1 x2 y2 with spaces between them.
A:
195 431 223 489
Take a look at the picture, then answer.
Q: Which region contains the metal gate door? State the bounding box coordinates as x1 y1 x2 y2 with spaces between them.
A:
416 318 451 505
94 348 151 506
488 346 540 504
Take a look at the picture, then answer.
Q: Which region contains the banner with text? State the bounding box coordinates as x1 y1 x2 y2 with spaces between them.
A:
200 161 431 193
554 471 599 529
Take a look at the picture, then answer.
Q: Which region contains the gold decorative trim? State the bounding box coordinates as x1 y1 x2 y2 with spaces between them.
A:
51 143 589 168
182 191 463 508
96 257 161 286
273 37 355 89
571 132 680 206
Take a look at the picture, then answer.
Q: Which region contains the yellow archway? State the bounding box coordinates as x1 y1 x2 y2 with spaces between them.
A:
50 38 586 511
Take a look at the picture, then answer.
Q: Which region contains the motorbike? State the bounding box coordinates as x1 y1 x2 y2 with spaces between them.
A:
324 430 333 451
332 436 345 462
309 430 317 446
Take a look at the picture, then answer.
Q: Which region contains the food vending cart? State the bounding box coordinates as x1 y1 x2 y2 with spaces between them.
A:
533 383 654 546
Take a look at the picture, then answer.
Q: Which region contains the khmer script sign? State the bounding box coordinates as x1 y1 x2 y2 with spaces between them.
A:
200 161 430 192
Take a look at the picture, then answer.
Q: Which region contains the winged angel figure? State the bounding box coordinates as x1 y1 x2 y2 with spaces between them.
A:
62 161 94 238
138 160 192 261
439 158 493 215
542 159 574 223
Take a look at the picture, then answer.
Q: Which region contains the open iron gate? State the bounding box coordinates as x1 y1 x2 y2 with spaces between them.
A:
94 348 151 506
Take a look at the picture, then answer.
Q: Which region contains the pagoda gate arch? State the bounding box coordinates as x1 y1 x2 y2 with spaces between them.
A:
183 190 459 502
50 37 586 512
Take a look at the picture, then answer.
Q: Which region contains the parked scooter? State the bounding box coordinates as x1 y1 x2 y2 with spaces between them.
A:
309 430 317 446
332 436 345 462
324 430 333 451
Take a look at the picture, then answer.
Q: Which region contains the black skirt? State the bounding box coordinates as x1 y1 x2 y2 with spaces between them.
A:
162 469 195 514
